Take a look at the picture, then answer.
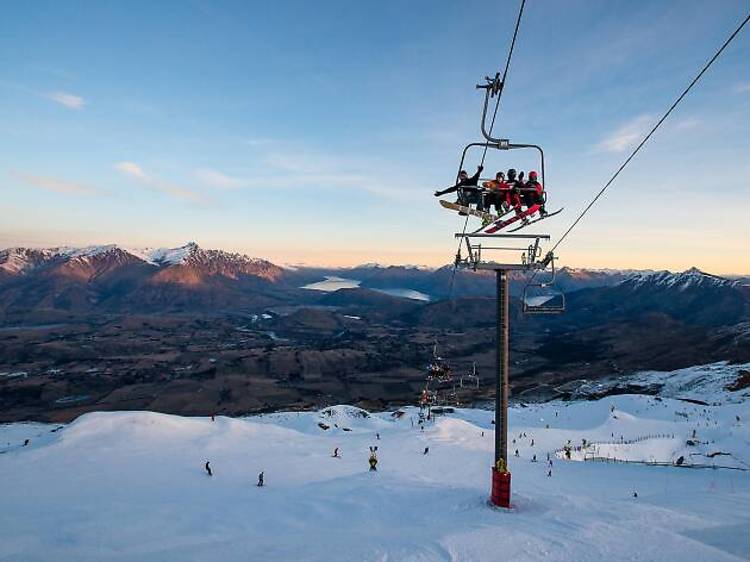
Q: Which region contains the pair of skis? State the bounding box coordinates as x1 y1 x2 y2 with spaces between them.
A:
485 205 563 234
439 199 561 233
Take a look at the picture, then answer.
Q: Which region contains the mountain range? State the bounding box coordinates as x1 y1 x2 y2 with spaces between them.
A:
2 241 722 317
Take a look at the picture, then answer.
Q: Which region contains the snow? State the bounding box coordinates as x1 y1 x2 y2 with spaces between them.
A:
119 242 198 266
0 242 271 271
1 364 749 561
622 268 739 290
0 247 57 274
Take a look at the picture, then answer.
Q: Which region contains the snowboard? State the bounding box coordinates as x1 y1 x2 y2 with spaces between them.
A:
439 200 497 223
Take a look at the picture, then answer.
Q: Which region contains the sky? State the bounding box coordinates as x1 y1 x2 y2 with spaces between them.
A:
0 0 749 273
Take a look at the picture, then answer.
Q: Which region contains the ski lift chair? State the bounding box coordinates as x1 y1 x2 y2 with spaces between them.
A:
523 253 565 314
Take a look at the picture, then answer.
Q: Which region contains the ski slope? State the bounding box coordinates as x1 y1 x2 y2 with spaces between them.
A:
1 363 749 561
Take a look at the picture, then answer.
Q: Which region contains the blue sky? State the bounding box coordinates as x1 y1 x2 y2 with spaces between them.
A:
1 0 748 272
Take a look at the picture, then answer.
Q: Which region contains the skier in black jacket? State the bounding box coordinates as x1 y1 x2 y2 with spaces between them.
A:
434 166 484 210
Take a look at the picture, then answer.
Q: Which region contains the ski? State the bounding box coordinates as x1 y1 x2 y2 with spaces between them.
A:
484 204 541 234
508 208 563 232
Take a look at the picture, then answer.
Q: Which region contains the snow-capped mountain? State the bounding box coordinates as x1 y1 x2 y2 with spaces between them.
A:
0 242 281 280
561 267 750 329
622 267 739 291
0 247 59 276
0 243 287 315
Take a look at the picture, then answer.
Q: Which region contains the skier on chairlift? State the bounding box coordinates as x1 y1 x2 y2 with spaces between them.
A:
504 168 523 213
523 171 547 218
482 171 510 216
434 165 485 210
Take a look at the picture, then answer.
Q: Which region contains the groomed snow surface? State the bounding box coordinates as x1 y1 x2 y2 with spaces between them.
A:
1 363 749 561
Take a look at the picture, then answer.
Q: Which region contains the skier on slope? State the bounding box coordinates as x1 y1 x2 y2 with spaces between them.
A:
205 461 212 477
434 166 485 210
257 471 264 487
369 447 378 471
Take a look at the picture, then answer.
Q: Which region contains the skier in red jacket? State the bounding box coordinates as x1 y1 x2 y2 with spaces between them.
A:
522 171 547 217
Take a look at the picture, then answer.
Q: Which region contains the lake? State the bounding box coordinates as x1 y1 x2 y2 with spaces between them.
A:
302 276 430 302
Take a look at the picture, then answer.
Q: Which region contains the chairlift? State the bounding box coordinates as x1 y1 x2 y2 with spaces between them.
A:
426 341 452 383
454 140 546 199
459 362 480 389
522 253 565 314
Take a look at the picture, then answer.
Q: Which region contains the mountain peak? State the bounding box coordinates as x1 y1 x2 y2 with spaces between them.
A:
623 268 737 291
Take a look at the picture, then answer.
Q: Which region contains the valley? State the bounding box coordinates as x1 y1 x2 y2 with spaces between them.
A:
1 243 749 422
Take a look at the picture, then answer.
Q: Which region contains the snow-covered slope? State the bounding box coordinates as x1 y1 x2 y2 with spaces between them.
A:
1 363 749 561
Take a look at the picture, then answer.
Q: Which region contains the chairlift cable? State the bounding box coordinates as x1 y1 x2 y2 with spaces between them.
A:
481 0 527 167
448 213 470 298
549 11 749 256
524 10 749 293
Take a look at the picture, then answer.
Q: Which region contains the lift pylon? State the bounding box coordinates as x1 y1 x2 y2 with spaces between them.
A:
453 231 553 508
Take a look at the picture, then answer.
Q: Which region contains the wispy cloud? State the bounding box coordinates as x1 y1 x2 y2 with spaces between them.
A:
734 82 750 94
115 161 205 203
194 168 244 190
11 171 100 195
115 161 148 181
672 117 702 132
596 114 654 153
257 148 418 200
44 91 85 110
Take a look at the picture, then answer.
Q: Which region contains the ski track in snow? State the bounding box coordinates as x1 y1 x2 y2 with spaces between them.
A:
1 363 749 561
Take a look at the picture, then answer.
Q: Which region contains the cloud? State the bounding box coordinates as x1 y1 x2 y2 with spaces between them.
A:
45 91 85 110
194 168 244 190
596 114 654 153
115 161 149 181
114 161 205 204
228 146 422 201
11 171 100 195
672 117 702 131
734 82 750 94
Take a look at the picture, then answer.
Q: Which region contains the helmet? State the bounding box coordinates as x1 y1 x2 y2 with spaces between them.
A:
529 171 538 180
507 168 517 180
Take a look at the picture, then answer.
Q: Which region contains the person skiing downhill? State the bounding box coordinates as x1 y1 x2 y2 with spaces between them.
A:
369 447 378 471
257 471 264 487
205 461 212 477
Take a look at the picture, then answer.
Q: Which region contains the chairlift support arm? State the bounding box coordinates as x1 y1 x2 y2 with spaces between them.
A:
456 142 545 187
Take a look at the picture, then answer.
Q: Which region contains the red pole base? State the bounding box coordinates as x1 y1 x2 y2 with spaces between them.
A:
490 467 511 508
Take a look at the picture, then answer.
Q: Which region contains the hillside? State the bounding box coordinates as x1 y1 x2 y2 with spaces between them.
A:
1 362 748 561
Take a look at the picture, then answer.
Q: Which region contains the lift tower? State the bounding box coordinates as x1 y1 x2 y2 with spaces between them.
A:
453 230 553 508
